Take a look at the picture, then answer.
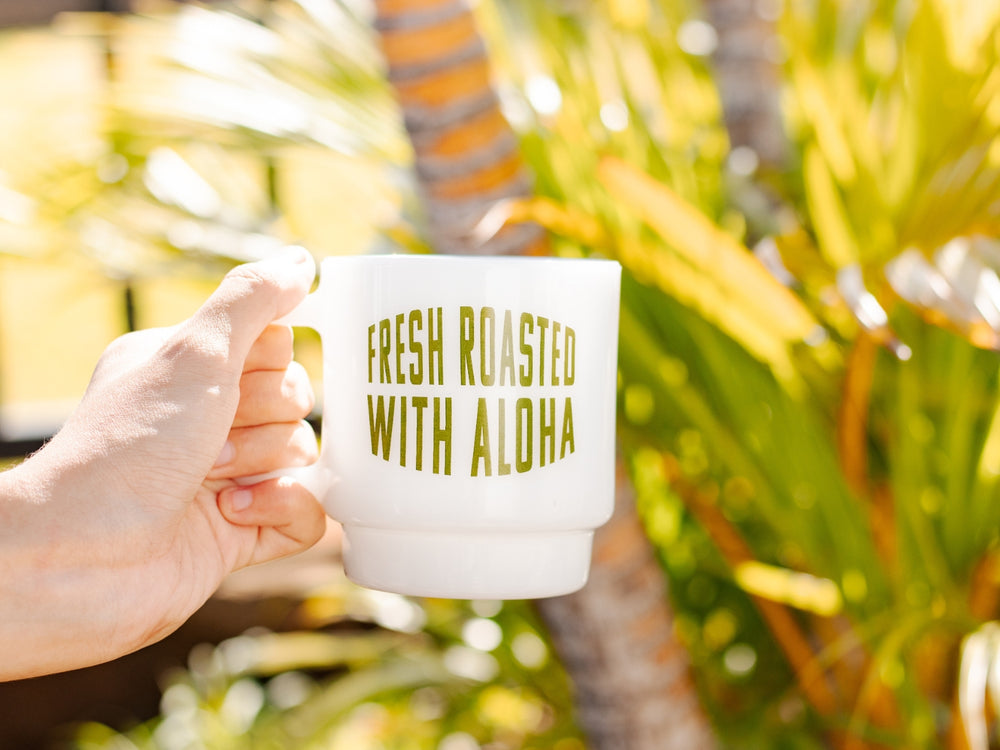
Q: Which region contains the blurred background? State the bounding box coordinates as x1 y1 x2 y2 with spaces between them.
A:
6 0 1000 748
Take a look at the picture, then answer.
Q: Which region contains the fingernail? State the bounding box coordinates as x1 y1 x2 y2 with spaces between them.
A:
214 441 236 468
230 488 253 512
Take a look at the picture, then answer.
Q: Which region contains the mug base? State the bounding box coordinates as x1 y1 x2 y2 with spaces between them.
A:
341 525 594 599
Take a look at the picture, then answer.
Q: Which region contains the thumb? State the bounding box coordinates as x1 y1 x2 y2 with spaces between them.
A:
191 246 316 363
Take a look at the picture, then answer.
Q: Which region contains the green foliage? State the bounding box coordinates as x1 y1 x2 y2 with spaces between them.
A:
479 0 1000 746
73 585 582 750
783 0 1000 267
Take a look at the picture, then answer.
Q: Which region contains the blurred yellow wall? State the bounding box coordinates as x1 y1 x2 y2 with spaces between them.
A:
0 12 392 440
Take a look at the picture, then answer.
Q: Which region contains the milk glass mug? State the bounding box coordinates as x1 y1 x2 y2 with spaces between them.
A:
272 254 621 599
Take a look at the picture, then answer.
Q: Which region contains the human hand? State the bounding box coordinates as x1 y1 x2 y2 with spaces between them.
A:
0 246 327 679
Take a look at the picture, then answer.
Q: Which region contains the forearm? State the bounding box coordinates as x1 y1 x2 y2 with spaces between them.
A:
0 461 145 680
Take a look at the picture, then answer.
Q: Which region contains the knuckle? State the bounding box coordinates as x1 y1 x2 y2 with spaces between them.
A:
284 362 316 415
97 328 168 369
160 324 234 380
92 335 137 378
225 263 281 296
292 492 327 544
103 329 144 356
291 420 320 462
302 512 326 547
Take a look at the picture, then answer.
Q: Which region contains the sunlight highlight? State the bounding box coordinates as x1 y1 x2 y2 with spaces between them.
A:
734 561 843 617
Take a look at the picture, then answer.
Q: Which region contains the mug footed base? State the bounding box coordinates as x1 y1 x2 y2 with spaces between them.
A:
341 525 594 600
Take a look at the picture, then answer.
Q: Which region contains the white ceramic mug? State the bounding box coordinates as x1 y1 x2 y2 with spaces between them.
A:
272 254 621 599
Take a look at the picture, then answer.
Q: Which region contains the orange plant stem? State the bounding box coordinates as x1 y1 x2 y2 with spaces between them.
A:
661 455 839 717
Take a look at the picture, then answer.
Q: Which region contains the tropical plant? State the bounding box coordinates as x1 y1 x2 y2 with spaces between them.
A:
71 580 582 750
474 0 1000 747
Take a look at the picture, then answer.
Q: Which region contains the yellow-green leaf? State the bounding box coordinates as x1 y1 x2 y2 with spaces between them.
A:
790 60 857 185
803 145 861 270
598 157 820 343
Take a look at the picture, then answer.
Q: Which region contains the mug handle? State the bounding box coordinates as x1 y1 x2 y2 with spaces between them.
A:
233 287 335 503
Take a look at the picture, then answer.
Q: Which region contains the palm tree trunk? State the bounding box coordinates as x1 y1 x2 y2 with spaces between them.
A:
373 0 545 256
703 0 787 169
537 466 718 749
372 2 717 747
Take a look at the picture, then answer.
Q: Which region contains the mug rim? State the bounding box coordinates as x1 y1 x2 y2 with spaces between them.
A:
320 253 620 266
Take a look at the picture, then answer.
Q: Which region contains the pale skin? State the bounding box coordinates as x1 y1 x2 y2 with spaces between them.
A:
0 246 327 680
